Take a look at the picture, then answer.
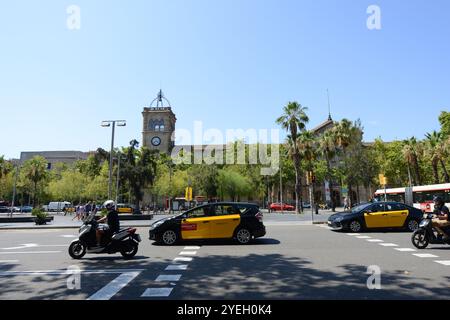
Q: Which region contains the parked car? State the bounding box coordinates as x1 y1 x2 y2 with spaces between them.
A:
269 203 295 212
20 206 33 213
117 203 136 214
149 202 266 245
0 206 9 213
328 202 423 233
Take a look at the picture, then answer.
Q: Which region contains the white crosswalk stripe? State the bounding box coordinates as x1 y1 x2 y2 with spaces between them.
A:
413 253 439 258
141 288 173 297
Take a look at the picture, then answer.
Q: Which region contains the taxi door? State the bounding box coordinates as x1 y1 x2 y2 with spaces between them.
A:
209 205 241 239
385 203 409 227
181 206 212 240
364 203 390 228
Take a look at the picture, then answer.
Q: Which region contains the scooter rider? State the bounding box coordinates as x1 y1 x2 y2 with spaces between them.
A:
432 196 450 240
96 200 120 247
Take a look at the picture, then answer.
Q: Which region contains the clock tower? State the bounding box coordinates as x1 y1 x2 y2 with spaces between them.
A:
142 90 177 154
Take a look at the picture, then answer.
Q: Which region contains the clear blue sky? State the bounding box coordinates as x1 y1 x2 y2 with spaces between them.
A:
0 0 449 159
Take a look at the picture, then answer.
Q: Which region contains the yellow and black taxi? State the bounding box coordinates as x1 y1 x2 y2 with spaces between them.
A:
116 204 135 214
328 202 424 233
149 202 266 245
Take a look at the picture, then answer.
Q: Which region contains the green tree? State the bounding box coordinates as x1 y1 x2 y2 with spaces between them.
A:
439 111 450 138
276 101 309 213
317 130 338 210
402 137 423 186
424 131 449 183
121 140 158 213
217 169 251 202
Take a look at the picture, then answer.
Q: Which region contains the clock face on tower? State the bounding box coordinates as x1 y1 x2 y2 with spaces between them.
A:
151 136 161 147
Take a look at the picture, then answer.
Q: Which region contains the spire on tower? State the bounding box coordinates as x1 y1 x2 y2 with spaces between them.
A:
327 89 332 121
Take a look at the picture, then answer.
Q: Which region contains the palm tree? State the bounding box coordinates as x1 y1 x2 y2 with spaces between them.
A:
276 102 309 213
21 156 48 207
0 156 11 180
318 130 337 211
332 119 360 207
425 131 449 184
402 137 423 186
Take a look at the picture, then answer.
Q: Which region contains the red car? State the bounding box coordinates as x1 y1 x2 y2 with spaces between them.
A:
269 203 295 211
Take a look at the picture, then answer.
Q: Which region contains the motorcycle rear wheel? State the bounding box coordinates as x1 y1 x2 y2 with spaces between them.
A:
412 230 429 249
120 243 138 259
69 241 86 259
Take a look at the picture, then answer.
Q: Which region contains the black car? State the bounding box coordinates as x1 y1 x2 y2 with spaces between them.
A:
149 202 266 245
328 202 424 233
0 206 10 213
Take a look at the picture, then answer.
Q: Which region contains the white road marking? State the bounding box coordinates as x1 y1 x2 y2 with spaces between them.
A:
61 235 77 238
413 253 439 258
179 251 197 256
2 244 38 250
165 265 188 271
0 260 18 263
356 236 371 239
87 272 141 300
346 233 361 236
0 269 145 276
155 275 182 282
184 246 201 250
395 248 417 252
173 257 193 262
435 261 450 266
379 243 398 247
367 239 384 242
0 251 61 255
141 288 173 297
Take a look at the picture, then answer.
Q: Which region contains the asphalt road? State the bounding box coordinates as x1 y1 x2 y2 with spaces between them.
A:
1 221 450 300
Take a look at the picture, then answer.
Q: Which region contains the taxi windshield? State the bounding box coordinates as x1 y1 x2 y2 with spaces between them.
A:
351 203 372 213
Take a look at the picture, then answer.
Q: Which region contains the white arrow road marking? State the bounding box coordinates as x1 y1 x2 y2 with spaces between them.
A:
141 288 173 297
87 272 141 301
155 275 182 282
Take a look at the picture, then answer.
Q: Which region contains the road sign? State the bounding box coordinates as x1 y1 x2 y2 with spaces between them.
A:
379 174 388 186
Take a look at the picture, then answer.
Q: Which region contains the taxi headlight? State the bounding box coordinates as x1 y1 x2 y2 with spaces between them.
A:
151 221 164 230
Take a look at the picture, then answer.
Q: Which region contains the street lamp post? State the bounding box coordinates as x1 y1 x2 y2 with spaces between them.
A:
101 120 126 200
115 152 121 208
10 165 19 218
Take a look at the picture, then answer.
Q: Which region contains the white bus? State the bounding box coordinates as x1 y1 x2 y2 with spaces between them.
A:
375 183 450 213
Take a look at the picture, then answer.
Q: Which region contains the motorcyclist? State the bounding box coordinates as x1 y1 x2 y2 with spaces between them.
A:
96 200 120 247
431 196 450 240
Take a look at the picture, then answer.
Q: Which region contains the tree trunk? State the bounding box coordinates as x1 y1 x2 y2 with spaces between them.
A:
440 159 450 183
293 153 302 214
326 156 335 212
432 161 439 184
33 181 37 208
414 156 422 185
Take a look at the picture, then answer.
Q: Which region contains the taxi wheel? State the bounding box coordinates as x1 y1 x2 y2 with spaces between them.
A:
235 227 252 245
406 219 419 232
161 229 178 246
348 220 362 233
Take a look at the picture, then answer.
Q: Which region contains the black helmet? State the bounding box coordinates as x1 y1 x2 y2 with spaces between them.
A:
433 196 444 205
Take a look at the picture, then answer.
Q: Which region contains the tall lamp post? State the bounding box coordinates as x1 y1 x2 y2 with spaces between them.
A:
101 120 126 200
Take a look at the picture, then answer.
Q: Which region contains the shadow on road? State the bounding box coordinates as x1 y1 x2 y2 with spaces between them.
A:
174 253 450 300
151 238 281 247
